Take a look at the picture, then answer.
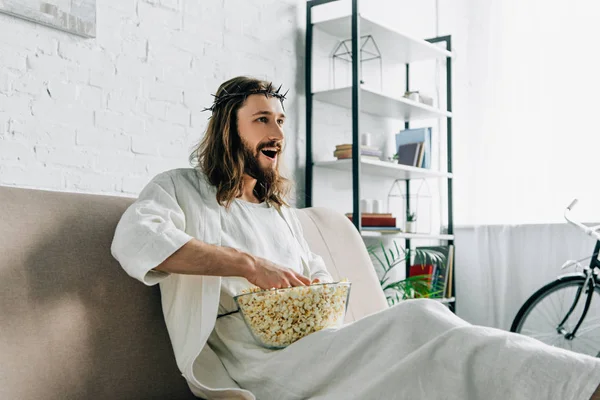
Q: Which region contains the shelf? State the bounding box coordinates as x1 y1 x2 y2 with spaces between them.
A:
313 158 452 180
361 229 454 241
312 10 452 64
313 86 451 120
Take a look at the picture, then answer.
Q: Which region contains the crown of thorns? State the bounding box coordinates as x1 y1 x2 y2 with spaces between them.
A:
202 83 289 115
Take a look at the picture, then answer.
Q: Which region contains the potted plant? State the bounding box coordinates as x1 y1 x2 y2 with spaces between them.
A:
405 212 417 233
367 240 445 306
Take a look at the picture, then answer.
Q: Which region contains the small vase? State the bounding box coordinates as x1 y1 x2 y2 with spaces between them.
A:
405 221 416 233
383 132 397 162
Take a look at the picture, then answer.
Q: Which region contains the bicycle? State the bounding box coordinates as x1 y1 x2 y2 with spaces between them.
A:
510 199 600 358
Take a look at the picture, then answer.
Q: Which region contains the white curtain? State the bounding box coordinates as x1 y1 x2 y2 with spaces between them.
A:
456 0 600 226
453 0 600 328
455 222 597 330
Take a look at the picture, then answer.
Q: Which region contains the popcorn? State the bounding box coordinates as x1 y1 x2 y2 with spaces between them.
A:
234 281 351 349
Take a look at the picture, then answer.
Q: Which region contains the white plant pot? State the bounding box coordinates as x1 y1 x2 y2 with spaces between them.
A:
405 221 416 233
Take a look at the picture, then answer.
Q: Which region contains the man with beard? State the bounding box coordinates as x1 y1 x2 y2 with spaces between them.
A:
111 76 600 400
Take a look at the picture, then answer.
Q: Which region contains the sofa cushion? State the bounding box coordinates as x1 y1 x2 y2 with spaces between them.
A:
295 207 388 323
0 186 196 400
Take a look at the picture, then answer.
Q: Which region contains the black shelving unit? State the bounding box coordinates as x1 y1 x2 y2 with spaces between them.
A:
305 0 455 311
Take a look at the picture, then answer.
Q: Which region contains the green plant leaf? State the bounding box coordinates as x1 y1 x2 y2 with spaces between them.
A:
381 242 391 267
370 241 450 304
388 248 397 265
371 252 387 272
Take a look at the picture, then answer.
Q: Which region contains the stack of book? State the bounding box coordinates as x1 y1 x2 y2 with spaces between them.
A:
395 127 431 168
409 245 455 298
334 144 382 161
345 213 396 227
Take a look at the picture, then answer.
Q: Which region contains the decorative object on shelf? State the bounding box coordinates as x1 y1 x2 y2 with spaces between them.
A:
0 0 97 38
383 131 397 162
387 179 433 234
395 127 432 169
333 144 382 161
403 91 434 106
405 212 417 233
360 132 372 147
367 240 446 306
359 199 373 214
331 35 382 91
405 91 420 102
372 199 384 214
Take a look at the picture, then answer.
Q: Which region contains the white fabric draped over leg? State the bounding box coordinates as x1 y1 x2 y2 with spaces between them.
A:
219 299 600 400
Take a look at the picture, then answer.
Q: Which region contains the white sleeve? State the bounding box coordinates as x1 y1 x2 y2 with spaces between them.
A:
287 208 335 283
111 172 194 286
306 251 334 283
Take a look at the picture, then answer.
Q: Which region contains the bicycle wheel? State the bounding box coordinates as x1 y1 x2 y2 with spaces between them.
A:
510 274 600 358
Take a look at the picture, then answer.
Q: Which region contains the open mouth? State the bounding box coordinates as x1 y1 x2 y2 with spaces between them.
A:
260 149 278 159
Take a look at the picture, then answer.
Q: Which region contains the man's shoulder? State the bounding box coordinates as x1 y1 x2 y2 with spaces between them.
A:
279 205 302 223
153 168 211 189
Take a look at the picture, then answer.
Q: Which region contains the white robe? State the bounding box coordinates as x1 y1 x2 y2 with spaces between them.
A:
111 168 600 400
111 168 329 399
209 196 334 372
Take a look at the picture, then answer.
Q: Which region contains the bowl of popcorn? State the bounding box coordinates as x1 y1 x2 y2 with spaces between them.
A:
233 281 351 349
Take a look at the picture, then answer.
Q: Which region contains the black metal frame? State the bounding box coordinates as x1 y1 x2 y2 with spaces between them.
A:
559 241 600 339
305 0 455 310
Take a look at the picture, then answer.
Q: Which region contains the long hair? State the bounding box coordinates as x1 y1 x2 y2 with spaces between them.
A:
189 76 292 208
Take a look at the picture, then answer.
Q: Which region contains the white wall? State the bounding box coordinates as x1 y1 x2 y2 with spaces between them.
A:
0 0 302 199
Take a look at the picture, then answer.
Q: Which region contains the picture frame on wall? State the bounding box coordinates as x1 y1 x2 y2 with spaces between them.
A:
0 0 96 38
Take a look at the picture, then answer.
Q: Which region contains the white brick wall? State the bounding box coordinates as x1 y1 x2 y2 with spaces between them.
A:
0 0 302 197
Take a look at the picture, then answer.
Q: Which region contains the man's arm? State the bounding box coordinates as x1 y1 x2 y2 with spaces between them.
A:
154 238 310 289
111 173 309 289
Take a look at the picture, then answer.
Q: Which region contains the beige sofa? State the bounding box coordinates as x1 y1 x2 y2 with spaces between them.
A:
0 185 387 399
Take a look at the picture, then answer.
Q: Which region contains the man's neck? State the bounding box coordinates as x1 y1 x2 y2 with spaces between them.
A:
239 174 260 203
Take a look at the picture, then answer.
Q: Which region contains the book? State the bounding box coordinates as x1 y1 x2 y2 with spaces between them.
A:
445 245 454 298
395 128 432 169
413 245 453 297
334 149 382 158
346 213 393 218
415 141 426 167
346 216 396 227
335 144 380 152
361 227 402 232
396 142 421 166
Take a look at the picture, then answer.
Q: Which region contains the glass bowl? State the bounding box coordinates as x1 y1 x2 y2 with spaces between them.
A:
233 281 351 349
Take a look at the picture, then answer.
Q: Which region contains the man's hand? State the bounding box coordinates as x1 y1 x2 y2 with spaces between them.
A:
244 255 311 290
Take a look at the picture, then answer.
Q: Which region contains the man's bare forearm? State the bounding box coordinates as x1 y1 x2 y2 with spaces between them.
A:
154 238 255 278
